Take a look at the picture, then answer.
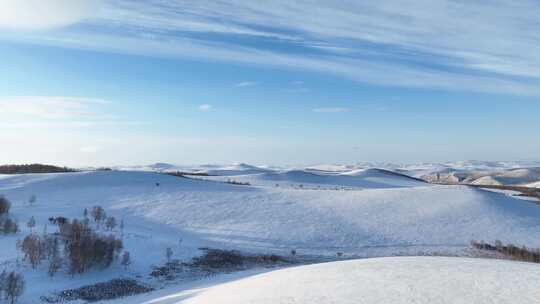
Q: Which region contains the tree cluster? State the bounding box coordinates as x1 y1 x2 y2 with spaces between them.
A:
20 213 124 275
64 219 123 274
0 271 25 304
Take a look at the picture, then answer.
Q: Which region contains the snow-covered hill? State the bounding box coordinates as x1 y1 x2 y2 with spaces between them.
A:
2 171 540 258
108 160 540 188
2 170 540 303
199 168 426 189
169 257 540 304
420 166 540 186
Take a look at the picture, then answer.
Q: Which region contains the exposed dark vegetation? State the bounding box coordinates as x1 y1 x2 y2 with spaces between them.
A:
166 172 251 186
151 248 290 280
471 240 540 263
95 167 113 171
192 248 286 269
0 271 25 304
0 197 18 235
224 179 251 186
41 279 153 303
20 207 124 275
0 164 76 175
167 171 211 177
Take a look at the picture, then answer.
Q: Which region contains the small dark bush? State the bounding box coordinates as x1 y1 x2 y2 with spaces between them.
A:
0 196 10 215
192 249 245 269
0 217 18 234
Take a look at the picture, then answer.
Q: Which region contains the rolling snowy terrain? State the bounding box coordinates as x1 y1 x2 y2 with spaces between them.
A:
1 166 540 303
149 257 540 304
115 160 540 187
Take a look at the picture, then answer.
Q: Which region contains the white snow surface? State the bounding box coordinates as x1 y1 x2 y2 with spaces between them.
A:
2 170 540 302
525 181 540 188
164 257 540 304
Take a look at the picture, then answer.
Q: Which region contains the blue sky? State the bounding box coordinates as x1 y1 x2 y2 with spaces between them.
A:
0 0 539 166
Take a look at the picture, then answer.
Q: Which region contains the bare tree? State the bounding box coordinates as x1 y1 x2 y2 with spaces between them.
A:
105 217 117 231
91 206 106 228
48 253 62 278
165 247 173 263
5 272 24 304
0 270 6 300
120 219 124 238
27 216 36 234
28 195 37 206
20 235 42 269
121 251 131 270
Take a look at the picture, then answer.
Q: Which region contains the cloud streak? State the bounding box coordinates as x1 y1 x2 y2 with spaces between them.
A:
235 81 259 87
313 107 349 113
0 96 144 129
198 104 213 112
3 1 540 95
0 0 100 31
0 96 109 119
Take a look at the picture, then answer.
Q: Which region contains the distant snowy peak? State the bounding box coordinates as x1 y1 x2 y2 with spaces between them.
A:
470 176 503 186
147 162 177 171
420 166 540 187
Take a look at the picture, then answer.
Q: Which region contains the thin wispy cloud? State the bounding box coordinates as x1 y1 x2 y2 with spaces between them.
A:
313 107 349 113
235 81 259 87
198 104 213 112
0 96 144 129
2 1 540 95
0 0 100 31
0 96 109 119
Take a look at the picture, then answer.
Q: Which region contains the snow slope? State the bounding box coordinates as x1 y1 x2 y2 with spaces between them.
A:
2 171 540 257
197 163 273 176
2 170 540 302
172 257 540 304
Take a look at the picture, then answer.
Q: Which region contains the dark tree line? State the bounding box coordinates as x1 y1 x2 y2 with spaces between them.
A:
0 164 75 175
